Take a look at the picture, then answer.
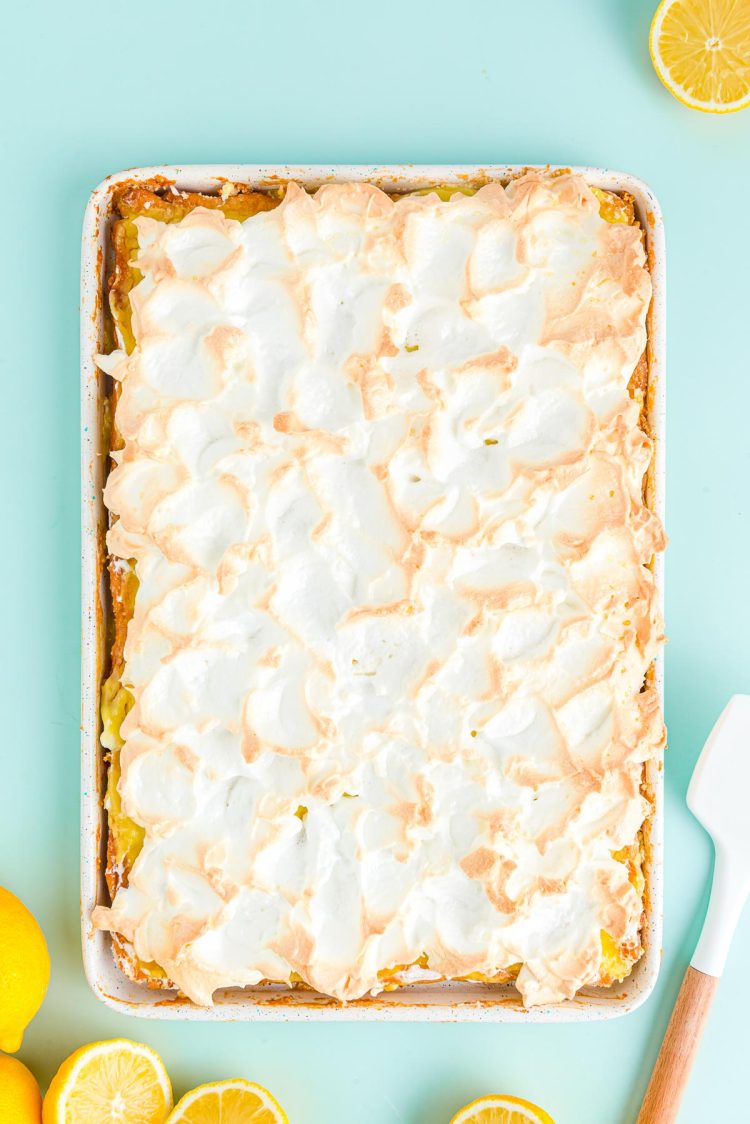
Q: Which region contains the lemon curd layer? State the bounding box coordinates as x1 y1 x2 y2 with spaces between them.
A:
96 175 664 1006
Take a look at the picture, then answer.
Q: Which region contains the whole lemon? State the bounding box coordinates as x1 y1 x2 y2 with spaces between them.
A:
0 887 50 1053
0 1053 43 1122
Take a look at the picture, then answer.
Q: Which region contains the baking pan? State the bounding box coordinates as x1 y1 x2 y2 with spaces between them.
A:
81 164 666 1021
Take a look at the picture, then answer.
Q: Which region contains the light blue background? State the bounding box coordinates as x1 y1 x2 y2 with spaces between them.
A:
2 0 750 1120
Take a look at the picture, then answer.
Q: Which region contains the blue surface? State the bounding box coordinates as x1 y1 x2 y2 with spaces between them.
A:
2 0 750 1120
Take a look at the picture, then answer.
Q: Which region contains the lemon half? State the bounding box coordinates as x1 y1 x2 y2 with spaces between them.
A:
166 1079 288 1124
42 1039 173 1124
650 0 750 113
449 1093 555 1124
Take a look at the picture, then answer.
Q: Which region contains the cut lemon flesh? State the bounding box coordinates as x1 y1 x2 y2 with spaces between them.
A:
42 1039 172 1124
449 1093 555 1124
166 1079 287 1124
649 0 750 112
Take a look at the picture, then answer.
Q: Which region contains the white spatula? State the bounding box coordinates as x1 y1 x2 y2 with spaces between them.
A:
638 694 750 1123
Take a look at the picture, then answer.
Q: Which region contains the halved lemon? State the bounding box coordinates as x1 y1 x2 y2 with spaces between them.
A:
166 1079 287 1124
42 1039 173 1124
449 1093 555 1124
649 0 750 113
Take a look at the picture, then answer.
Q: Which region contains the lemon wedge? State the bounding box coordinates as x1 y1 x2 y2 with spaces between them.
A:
449 1093 555 1124
42 1039 172 1124
650 0 750 113
166 1079 287 1124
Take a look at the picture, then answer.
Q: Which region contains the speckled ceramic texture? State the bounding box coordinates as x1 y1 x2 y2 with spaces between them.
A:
81 165 666 1022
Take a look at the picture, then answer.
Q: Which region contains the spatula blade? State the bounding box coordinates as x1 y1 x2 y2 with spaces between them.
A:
687 694 750 846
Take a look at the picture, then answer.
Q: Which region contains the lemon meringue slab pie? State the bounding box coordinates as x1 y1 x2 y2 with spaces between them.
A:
92 173 665 1008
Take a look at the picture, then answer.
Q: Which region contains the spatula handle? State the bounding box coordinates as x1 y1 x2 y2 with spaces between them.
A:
637 965 718 1124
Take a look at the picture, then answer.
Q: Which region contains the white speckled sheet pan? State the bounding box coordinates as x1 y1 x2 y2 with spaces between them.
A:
81 165 665 1021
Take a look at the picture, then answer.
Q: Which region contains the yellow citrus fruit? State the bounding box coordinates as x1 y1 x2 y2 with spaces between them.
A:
0 887 50 1053
649 0 750 113
166 1079 288 1124
0 1053 43 1122
449 1093 556 1124
42 1039 173 1124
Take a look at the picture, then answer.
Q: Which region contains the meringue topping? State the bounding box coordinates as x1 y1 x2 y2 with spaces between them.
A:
93 174 665 1007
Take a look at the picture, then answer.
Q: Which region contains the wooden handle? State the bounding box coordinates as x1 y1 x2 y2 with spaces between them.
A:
637 965 719 1123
